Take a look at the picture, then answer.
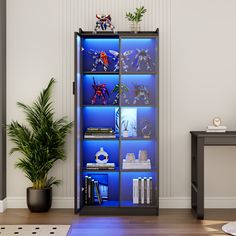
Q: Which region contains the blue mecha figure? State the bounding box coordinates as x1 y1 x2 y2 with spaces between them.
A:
133 83 151 105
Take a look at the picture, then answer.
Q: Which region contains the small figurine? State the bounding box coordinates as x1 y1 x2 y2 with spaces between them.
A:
133 83 151 105
132 49 153 71
85 49 119 72
94 14 116 33
91 77 109 105
112 83 129 105
122 120 129 137
109 50 133 72
141 120 152 138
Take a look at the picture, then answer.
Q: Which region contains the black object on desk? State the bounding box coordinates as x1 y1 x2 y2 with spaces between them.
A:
190 131 236 219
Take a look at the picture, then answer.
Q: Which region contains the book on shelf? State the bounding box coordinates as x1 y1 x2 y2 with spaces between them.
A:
84 175 107 206
87 127 113 131
84 127 116 139
86 163 115 170
133 179 139 204
133 177 153 205
122 159 151 170
84 175 88 205
206 125 227 133
84 135 116 139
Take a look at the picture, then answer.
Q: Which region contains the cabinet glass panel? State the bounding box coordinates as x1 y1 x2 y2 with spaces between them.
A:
119 107 156 139
82 74 119 106
120 38 158 73
121 140 157 171
82 107 118 138
82 171 119 207
82 38 119 73
120 172 157 207
120 74 157 106
82 140 119 171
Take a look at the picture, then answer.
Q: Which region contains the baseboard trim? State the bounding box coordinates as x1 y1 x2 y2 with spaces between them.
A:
204 197 236 208
7 197 74 209
5 197 236 209
0 198 7 212
160 197 191 208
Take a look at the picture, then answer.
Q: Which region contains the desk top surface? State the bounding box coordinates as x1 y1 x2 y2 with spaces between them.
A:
190 131 236 137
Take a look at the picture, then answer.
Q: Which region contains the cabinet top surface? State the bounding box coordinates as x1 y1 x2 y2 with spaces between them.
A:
76 29 159 37
190 131 236 137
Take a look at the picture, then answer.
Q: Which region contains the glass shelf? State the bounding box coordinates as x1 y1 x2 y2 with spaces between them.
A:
83 200 119 208
83 71 119 74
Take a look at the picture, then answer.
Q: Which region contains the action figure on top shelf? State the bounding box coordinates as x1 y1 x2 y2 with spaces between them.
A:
132 49 154 71
91 77 109 105
112 83 129 105
94 14 116 33
133 83 151 105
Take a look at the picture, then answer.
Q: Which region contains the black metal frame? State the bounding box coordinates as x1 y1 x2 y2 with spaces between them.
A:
74 28 159 215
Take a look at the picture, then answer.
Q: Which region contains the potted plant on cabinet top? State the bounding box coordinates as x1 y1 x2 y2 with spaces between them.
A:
7 78 72 212
125 6 147 33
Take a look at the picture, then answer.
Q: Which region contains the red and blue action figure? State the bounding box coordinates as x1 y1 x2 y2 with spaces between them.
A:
91 77 110 105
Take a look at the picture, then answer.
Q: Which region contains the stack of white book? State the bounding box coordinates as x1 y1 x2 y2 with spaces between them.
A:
206 126 227 133
133 177 152 204
122 159 151 169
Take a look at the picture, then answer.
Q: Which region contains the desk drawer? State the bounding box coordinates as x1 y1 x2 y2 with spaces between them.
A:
205 137 236 145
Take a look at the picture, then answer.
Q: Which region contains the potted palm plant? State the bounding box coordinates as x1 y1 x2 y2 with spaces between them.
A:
7 78 72 212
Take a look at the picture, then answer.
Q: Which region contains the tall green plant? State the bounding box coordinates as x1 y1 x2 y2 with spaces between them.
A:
7 78 72 189
125 6 147 23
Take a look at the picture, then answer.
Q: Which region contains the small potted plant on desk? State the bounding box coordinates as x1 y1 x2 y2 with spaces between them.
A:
7 78 72 212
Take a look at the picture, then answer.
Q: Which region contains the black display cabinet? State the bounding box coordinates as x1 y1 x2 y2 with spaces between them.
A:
74 28 159 215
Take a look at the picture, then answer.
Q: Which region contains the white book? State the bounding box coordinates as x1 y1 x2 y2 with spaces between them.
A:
207 125 227 130
144 177 147 204
206 129 226 133
133 179 139 204
141 178 145 204
149 177 153 204
147 178 150 204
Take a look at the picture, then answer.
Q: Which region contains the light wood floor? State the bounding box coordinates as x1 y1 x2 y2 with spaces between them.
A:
0 209 235 235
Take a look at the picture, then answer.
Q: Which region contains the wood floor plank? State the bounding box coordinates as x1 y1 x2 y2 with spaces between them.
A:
0 209 235 235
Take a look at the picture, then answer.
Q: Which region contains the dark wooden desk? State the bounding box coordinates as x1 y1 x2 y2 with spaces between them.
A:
190 131 236 219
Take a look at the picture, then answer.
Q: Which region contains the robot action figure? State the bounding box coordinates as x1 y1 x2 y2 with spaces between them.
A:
94 14 116 33
91 77 109 105
133 83 151 105
132 49 153 71
85 49 119 72
112 83 129 105
109 50 133 72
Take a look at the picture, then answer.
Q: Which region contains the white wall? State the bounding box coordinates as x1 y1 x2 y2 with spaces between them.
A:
6 0 236 208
